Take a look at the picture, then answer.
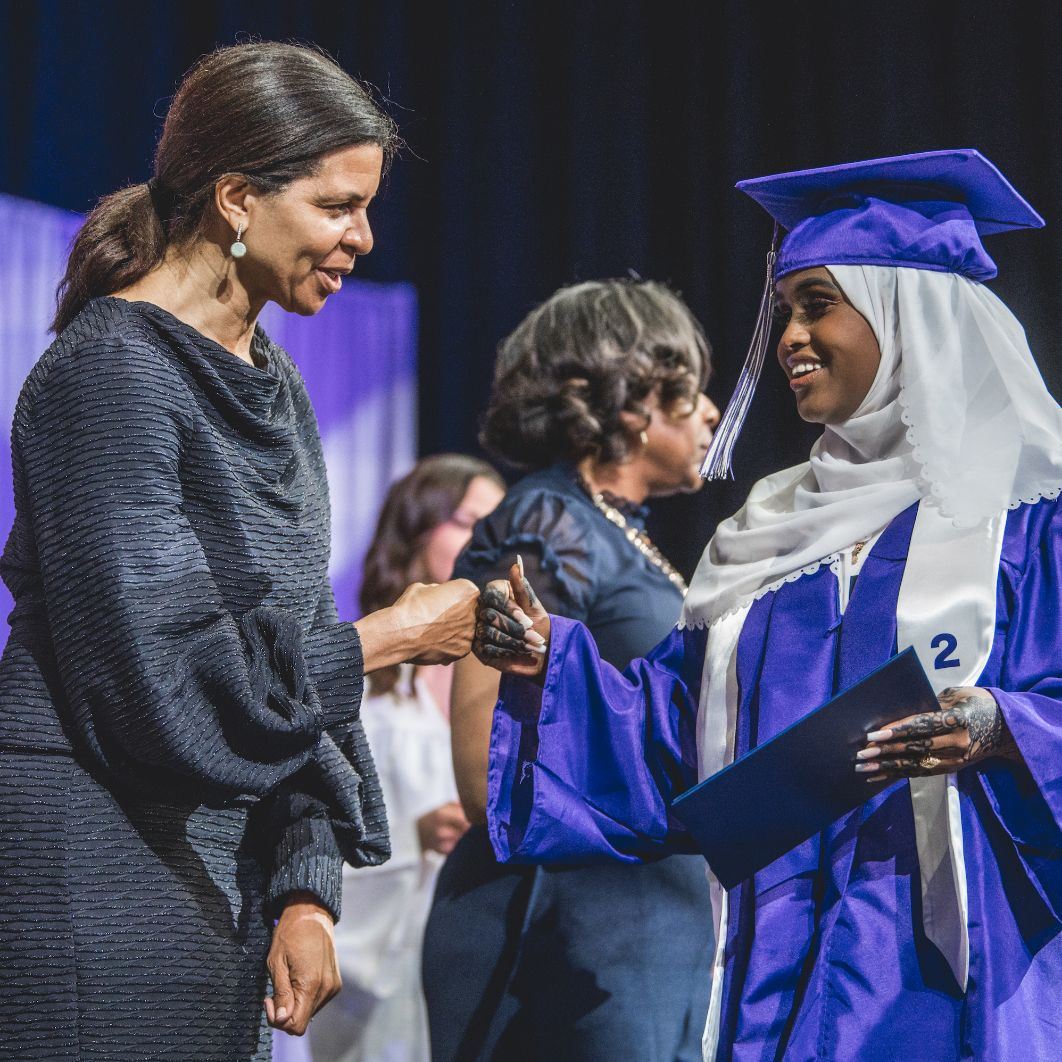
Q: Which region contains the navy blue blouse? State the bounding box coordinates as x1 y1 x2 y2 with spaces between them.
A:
454 464 683 667
429 464 711 1062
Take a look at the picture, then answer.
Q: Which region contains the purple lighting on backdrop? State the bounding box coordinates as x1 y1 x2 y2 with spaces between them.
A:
0 192 418 645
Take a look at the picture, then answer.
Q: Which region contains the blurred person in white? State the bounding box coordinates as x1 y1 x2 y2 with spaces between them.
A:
309 455 506 1062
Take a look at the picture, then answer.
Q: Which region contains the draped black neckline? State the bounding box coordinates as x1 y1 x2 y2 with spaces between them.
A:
94 296 291 432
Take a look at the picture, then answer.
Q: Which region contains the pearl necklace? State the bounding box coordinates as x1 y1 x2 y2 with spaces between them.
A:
580 481 689 597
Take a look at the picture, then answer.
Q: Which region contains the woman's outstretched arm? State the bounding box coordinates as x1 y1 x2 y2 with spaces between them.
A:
21 338 476 801
475 564 706 864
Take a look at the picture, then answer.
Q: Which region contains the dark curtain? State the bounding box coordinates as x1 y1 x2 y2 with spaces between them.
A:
3 0 1060 574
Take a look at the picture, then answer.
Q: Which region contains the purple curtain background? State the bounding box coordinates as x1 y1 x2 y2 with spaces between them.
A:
0 191 418 647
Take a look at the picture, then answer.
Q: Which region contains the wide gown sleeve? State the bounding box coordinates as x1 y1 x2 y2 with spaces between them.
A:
20 340 366 804
487 615 707 866
977 497 1062 917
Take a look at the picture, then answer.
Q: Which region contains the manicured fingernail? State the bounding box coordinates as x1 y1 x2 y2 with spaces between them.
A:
854 762 880 773
856 747 880 760
276 1007 288 1021
524 630 546 646
866 729 893 743
512 608 534 630
516 554 525 577
525 643 547 655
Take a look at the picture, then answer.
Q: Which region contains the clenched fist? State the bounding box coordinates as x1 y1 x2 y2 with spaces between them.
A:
356 579 479 673
473 558 551 680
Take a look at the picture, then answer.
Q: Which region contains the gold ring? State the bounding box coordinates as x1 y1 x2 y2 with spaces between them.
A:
919 755 941 770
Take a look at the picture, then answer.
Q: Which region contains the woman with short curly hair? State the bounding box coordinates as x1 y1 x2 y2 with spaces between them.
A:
422 278 720 1062
481 278 711 471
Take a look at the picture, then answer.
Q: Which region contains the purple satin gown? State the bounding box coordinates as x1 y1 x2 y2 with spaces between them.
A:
487 497 1062 1060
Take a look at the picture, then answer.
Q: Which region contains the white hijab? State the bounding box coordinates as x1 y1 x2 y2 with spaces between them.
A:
682 264 1062 628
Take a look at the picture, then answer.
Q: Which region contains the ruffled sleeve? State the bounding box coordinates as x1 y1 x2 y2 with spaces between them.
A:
454 487 595 620
257 578 390 921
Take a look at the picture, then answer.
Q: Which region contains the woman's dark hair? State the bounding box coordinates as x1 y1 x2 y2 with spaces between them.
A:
53 41 400 333
480 279 712 469
360 454 504 696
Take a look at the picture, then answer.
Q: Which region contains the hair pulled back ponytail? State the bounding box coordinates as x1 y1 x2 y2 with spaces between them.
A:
54 185 167 333
53 41 399 334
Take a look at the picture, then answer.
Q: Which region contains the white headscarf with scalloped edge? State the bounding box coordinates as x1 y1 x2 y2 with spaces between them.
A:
681 264 1062 629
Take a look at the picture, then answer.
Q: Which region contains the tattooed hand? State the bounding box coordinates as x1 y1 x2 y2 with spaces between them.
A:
472 556 552 681
855 687 1020 780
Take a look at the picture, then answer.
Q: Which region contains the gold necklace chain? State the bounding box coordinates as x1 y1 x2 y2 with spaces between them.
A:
582 484 689 597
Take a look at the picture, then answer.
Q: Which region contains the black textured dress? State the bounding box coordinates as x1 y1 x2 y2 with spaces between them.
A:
0 298 388 1061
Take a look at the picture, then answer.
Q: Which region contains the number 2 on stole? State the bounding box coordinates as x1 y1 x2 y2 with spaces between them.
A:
931 632 961 670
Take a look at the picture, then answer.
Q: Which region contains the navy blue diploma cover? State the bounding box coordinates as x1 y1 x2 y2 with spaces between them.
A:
670 648 938 889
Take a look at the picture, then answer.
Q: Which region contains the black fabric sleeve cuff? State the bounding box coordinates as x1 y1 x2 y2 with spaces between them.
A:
305 621 365 730
264 813 344 923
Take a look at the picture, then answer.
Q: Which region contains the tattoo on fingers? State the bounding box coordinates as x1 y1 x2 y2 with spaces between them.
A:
476 623 531 654
901 737 935 755
480 607 526 639
891 710 963 741
521 577 539 609
858 688 1014 779
874 757 941 778
481 586 510 612
475 642 522 661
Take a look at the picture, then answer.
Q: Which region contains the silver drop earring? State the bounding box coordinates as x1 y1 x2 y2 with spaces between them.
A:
230 223 247 259
639 429 649 447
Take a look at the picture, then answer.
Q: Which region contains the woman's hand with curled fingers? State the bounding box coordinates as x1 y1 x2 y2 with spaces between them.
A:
855 686 1021 780
397 579 480 665
473 556 551 680
417 800 471 855
264 892 341 1037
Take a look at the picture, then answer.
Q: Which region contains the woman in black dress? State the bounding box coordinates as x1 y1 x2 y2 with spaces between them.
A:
423 279 720 1061
0 42 480 1061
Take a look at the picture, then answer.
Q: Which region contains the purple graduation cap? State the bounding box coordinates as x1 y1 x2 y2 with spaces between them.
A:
700 149 1045 479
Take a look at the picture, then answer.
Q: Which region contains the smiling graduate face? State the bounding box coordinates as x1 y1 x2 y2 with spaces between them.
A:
773 267 882 425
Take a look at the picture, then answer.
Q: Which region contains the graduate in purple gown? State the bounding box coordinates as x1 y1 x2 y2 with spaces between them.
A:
471 151 1062 1061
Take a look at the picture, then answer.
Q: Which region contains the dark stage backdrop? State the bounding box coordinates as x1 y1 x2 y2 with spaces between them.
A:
3 0 1060 575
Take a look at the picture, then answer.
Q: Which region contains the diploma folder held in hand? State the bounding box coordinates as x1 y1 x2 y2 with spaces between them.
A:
670 647 939 889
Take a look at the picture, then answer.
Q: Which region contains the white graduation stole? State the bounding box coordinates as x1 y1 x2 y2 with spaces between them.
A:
896 505 1006 991
695 505 1006 1060
696 607 750 1062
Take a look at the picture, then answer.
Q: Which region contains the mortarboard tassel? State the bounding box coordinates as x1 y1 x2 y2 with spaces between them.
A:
700 224 779 480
